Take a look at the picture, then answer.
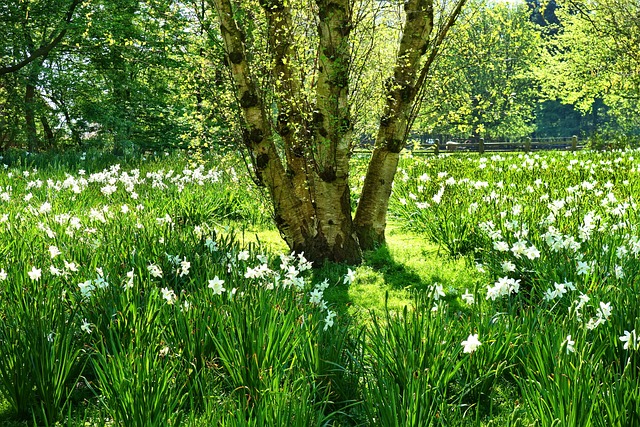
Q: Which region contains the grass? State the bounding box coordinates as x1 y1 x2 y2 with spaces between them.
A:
1 148 640 426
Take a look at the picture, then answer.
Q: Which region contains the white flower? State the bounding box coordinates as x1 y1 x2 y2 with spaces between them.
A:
493 241 509 252
511 240 528 258
574 293 590 312
78 280 95 298
461 289 475 305
237 250 250 261
178 259 190 277
343 268 356 285
0 268 7 281
64 260 79 273
544 281 570 301
28 266 42 281
486 276 520 300
430 283 445 301
620 330 638 350
49 265 62 276
316 279 330 292
124 269 134 289
597 301 612 320
309 288 324 305
94 275 108 289
161 287 176 304
39 201 52 214
48 245 61 258
81 319 92 334
564 335 575 354
147 263 163 278
324 310 337 331
461 334 482 354
205 238 218 252
524 245 540 260
501 260 516 273
586 317 603 330
208 276 226 295
576 260 591 276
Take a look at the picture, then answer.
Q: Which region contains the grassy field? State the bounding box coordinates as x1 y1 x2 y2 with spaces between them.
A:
0 148 639 426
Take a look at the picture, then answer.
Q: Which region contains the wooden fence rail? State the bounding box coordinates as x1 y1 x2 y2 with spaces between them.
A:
354 136 584 155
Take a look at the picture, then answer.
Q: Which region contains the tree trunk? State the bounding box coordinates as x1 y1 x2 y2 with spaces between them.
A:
354 0 434 249
355 0 466 250
209 0 465 264
210 0 362 265
41 115 55 147
354 147 401 248
25 82 38 151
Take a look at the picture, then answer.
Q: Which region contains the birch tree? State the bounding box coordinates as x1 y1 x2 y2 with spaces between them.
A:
209 0 466 263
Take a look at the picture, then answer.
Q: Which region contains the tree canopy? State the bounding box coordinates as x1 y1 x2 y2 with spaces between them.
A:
2 0 640 261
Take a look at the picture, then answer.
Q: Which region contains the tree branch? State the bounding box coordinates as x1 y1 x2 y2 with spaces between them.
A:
0 0 84 76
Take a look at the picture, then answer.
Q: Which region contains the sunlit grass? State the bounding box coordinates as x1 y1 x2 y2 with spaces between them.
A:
1 148 640 425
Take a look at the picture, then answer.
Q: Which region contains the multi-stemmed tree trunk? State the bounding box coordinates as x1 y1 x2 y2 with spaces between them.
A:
210 0 466 264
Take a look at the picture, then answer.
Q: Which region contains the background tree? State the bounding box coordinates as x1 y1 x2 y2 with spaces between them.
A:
0 0 232 152
416 0 542 140
0 0 85 149
539 0 640 136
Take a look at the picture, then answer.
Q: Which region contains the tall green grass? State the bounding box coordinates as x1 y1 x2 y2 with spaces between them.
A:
0 149 639 425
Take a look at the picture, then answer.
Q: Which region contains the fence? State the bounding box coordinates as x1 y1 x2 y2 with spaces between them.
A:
416 136 583 155
354 135 585 155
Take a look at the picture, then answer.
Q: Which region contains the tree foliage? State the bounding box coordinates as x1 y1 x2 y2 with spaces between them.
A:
539 0 640 134
418 0 542 140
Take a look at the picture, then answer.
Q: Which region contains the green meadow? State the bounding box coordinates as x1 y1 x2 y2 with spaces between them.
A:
0 148 638 426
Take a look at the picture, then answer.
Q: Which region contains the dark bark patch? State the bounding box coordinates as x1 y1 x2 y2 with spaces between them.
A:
240 91 259 108
380 114 391 128
339 22 352 37
318 127 328 138
400 84 414 102
318 2 346 21
379 179 386 185
228 51 244 64
333 70 348 88
278 113 291 135
387 139 404 153
313 111 324 125
420 41 429 55
274 213 285 228
326 1 347 14
328 219 334 225
323 46 337 60
292 144 304 158
248 127 264 144
319 166 336 182
256 153 270 170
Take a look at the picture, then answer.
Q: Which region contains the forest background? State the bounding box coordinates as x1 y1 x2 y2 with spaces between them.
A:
1 0 639 154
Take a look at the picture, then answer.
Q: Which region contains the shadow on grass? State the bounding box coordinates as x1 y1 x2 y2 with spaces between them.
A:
362 244 427 291
311 243 427 319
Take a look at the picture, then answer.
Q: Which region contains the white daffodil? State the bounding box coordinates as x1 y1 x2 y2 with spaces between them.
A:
620 330 638 350
208 276 226 295
461 334 482 354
